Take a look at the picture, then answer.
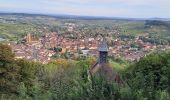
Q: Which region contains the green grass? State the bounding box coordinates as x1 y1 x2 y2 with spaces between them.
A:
109 60 129 72
0 23 39 40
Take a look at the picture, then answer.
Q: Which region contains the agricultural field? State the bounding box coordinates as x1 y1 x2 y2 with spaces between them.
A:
0 13 170 43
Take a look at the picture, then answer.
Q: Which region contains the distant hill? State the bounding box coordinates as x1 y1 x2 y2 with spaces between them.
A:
1 12 170 21
145 20 170 28
149 17 170 21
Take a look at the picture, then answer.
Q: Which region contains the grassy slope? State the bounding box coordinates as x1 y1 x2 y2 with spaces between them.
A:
0 15 60 40
109 60 129 72
0 23 38 40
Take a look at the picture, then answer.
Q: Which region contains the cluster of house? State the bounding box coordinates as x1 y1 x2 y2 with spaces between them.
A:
12 32 99 63
11 32 170 63
110 36 170 61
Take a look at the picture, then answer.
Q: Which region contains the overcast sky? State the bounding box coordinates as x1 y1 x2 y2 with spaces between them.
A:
0 0 170 18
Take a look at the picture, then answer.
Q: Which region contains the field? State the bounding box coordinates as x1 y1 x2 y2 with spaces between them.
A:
0 13 170 43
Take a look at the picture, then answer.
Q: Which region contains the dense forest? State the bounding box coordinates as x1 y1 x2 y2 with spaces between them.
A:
0 43 170 100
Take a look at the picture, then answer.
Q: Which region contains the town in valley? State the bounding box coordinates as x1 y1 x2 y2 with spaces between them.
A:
0 14 169 64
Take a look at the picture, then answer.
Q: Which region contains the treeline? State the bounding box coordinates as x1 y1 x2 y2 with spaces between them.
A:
0 43 170 100
124 52 170 100
139 36 169 45
145 20 170 28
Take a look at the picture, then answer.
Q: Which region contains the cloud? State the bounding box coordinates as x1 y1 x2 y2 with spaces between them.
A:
42 0 170 6
0 0 170 18
38 3 140 18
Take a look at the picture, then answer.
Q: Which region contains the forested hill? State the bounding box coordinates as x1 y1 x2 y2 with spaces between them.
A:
0 43 170 100
145 20 170 28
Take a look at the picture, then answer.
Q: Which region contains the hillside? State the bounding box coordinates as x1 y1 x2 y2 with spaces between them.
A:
0 43 170 100
0 13 170 44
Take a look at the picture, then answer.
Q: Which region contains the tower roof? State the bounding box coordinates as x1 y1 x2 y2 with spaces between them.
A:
98 38 109 52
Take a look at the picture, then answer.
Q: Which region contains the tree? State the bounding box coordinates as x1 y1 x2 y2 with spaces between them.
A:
124 52 170 100
16 59 37 88
0 44 20 93
0 44 39 96
0 43 14 65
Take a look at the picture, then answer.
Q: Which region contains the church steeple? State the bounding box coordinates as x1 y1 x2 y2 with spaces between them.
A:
88 38 123 84
98 38 108 64
98 38 108 52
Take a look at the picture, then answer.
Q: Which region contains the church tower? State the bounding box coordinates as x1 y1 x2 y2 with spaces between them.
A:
26 33 32 44
98 38 109 64
88 38 123 84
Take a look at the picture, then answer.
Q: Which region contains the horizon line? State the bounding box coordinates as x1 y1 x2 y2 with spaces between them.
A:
0 11 170 20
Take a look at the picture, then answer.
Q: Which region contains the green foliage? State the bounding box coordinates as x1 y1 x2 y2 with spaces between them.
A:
72 69 136 100
145 20 170 28
0 43 14 63
1 43 170 100
0 44 42 98
34 61 79 100
76 59 91 83
155 90 170 100
54 47 62 53
17 82 32 100
0 44 20 93
124 52 170 99
16 59 36 85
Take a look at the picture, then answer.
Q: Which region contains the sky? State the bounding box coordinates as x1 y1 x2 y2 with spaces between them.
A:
0 0 170 18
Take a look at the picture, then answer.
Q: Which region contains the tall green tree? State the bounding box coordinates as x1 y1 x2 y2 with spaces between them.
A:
0 44 39 96
125 52 170 100
0 43 20 93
